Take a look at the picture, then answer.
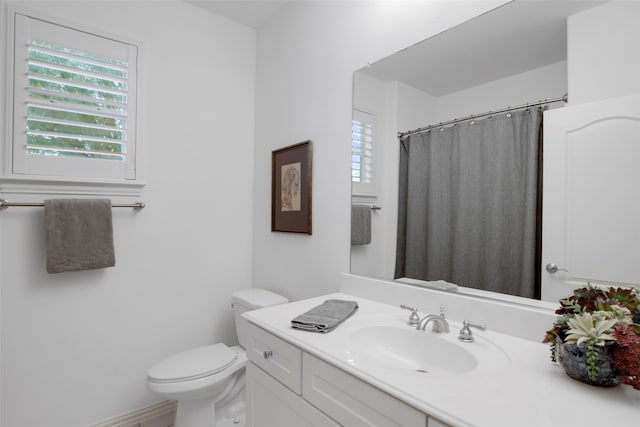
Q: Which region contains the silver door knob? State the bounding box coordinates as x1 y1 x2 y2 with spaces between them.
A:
545 263 568 274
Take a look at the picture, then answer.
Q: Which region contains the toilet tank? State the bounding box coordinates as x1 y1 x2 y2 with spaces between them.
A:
231 289 288 349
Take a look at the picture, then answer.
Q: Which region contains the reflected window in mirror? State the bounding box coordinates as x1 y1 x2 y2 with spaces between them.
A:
351 109 375 197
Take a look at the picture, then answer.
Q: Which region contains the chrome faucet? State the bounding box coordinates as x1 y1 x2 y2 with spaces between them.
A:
400 304 420 326
458 320 487 343
416 307 449 333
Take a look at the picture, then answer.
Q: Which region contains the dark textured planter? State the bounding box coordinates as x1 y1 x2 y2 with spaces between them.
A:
555 336 620 387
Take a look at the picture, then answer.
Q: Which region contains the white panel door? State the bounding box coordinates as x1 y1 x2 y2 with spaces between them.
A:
542 93 640 302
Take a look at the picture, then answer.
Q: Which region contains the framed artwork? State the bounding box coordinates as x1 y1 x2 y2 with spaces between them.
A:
271 140 312 234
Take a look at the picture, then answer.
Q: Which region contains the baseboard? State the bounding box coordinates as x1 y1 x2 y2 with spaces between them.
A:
89 400 177 427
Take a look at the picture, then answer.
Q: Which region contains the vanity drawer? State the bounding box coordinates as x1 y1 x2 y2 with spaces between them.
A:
302 352 426 427
245 322 302 394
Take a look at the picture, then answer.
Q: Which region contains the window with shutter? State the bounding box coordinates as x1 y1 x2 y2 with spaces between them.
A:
5 11 141 189
351 109 375 196
25 39 128 161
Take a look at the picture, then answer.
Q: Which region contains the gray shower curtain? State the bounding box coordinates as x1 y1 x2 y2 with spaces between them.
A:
394 109 542 298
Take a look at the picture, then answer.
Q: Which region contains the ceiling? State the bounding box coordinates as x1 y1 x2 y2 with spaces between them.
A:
185 0 288 28
359 0 604 96
186 1 605 95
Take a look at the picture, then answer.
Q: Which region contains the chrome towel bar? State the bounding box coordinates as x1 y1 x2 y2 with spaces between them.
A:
0 199 145 211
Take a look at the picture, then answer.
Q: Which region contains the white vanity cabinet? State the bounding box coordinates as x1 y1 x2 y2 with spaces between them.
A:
245 322 451 427
246 362 340 427
244 319 302 394
302 352 426 427
244 322 339 427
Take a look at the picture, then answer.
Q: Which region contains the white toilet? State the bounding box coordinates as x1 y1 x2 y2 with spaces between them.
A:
146 289 289 427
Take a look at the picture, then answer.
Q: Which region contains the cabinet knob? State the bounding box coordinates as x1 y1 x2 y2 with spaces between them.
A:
263 350 273 360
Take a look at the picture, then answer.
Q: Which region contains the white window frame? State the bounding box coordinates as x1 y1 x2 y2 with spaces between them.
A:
1 4 145 198
351 108 376 198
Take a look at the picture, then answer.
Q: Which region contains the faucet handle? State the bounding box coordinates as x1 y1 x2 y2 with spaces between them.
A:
400 304 420 326
458 320 487 343
439 306 446 319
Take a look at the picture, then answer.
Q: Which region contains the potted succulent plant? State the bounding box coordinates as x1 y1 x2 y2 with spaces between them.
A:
543 285 640 389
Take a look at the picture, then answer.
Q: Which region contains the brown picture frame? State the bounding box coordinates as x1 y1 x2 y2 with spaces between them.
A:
271 140 312 234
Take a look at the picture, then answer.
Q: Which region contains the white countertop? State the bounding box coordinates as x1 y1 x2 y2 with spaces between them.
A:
244 292 640 427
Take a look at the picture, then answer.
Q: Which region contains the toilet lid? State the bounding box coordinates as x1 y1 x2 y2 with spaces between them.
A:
148 343 237 383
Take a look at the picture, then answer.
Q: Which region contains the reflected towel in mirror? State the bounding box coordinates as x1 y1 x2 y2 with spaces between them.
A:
351 204 371 245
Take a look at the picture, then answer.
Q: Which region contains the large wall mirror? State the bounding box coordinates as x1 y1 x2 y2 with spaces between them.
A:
350 0 640 304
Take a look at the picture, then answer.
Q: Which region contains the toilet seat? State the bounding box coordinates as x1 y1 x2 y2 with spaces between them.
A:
147 343 237 384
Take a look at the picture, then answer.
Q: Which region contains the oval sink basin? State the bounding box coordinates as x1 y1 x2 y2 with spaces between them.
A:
347 325 507 375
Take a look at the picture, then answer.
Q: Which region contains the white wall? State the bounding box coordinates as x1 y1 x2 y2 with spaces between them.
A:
253 0 509 301
394 81 439 132
437 61 568 121
0 2 256 426
568 0 640 105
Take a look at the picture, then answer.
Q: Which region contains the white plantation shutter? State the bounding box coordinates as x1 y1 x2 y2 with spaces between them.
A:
352 109 375 195
12 13 138 180
26 40 128 160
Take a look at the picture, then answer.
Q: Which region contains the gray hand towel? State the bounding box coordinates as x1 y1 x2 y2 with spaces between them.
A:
291 299 359 333
45 199 116 273
351 204 371 245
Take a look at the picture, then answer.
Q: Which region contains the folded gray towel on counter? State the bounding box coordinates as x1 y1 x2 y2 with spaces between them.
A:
291 299 359 333
45 199 116 274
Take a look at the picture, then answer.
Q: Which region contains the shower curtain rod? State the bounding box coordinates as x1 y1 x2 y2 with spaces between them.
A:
397 94 568 139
